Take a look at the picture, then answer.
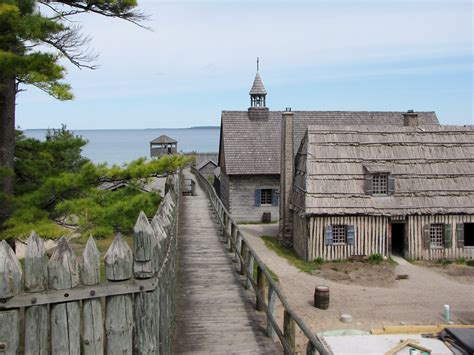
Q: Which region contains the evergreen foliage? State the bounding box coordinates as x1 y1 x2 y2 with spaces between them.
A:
1 128 192 241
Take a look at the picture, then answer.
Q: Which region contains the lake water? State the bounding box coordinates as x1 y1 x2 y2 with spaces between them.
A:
24 128 220 165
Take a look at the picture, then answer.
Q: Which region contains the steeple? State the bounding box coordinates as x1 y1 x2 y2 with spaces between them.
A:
249 57 267 108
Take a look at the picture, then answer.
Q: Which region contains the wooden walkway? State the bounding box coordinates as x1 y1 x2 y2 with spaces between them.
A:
174 170 279 354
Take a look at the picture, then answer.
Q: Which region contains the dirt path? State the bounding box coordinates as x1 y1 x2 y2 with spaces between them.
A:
239 224 474 335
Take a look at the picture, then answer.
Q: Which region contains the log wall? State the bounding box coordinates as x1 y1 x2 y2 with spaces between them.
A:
294 213 474 261
0 173 180 355
406 214 474 260
295 214 389 261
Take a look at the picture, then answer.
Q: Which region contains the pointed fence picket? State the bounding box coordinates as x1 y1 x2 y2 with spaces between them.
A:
0 172 180 355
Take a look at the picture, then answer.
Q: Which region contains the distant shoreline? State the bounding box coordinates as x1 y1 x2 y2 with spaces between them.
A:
23 126 220 131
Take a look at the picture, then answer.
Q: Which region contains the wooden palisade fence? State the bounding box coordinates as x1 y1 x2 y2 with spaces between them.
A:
0 173 180 355
191 167 330 355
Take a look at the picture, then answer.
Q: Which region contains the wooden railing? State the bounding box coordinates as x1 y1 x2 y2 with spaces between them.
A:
0 173 180 355
191 167 329 355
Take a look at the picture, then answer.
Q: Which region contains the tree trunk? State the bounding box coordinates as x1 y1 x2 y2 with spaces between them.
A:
0 76 16 224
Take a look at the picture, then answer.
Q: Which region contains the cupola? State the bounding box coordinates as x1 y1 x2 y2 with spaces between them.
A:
248 58 269 120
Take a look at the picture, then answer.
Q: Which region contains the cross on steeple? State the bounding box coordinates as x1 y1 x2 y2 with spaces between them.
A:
257 57 259 72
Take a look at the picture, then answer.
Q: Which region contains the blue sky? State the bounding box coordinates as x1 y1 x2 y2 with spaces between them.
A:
17 0 473 129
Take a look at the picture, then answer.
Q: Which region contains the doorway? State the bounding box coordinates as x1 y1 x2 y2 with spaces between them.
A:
391 223 405 256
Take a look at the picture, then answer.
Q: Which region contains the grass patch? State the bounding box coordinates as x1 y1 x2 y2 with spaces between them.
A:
261 235 323 274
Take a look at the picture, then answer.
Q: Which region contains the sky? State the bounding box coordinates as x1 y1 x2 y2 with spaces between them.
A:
16 0 473 129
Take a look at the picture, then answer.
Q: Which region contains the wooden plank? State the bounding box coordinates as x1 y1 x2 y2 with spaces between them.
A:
48 237 81 354
24 232 49 354
81 236 104 355
0 241 21 355
105 234 134 355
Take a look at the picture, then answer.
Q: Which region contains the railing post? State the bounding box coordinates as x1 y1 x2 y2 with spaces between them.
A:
240 241 247 275
283 310 296 355
235 232 242 267
246 253 254 290
230 223 237 252
256 266 265 311
266 285 277 340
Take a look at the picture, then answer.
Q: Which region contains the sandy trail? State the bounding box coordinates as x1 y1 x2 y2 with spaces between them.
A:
239 224 474 336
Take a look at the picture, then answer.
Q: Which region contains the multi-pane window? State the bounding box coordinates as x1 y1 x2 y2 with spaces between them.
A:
260 189 273 205
332 225 347 244
372 174 388 195
430 224 444 248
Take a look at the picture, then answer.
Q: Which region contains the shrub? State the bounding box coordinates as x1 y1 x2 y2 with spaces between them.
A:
314 257 324 264
455 257 466 265
368 253 383 264
466 260 474 267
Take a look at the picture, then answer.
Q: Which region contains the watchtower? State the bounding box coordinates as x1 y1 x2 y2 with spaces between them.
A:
150 135 177 158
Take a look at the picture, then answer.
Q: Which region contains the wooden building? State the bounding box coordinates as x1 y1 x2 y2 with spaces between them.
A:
290 125 474 261
197 160 218 180
218 70 439 223
150 135 177 158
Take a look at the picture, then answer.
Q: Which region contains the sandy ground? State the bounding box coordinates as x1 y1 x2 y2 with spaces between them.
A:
239 224 474 351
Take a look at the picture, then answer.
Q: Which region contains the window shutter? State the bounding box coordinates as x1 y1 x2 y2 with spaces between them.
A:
387 176 395 195
365 176 373 195
271 189 279 206
456 223 465 248
325 225 333 246
423 224 431 249
254 189 261 207
444 224 452 248
347 225 355 245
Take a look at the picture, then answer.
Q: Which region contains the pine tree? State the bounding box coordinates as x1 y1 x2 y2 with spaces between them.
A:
0 0 145 223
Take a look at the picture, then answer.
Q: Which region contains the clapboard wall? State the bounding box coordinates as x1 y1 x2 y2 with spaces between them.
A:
227 175 280 222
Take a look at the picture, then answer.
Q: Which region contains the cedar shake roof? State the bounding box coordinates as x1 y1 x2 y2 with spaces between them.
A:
220 111 439 175
150 135 177 144
249 73 267 95
294 125 474 216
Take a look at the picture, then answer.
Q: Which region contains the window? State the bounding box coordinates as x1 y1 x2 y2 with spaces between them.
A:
430 224 444 248
325 225 355 245
364 168 395 196
372 174 388 195
332 225 347 244
254 189 278 207
260 189 273 205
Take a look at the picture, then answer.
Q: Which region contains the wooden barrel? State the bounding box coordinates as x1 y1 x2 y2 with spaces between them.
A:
314 285 330 310
262 212 271 223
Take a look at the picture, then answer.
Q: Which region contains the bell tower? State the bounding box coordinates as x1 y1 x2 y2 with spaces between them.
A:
248 58 269 119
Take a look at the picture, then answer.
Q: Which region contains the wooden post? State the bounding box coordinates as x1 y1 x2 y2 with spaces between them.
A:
283 310 296 355
235 232 242 266
133 211 155 279
133 211 158 354
0 240 22 355
267 285 277 340
48 237 81 355
240 241 247 276
105 233 133 355
81 236 104 355
24 232 49 354
246 253 254 290
256 266 265 311
230 223 237 253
